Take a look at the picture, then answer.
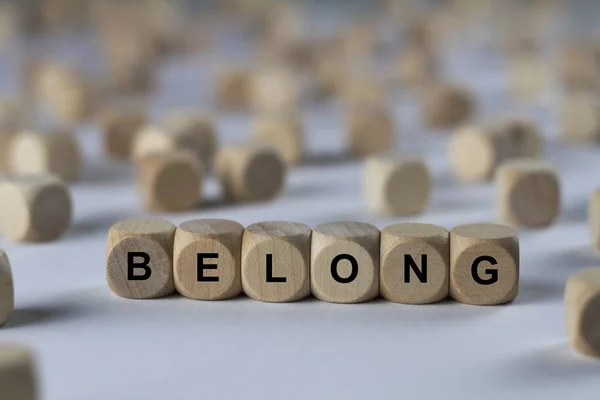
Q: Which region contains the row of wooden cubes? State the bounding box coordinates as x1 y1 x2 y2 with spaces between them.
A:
106 219 520 305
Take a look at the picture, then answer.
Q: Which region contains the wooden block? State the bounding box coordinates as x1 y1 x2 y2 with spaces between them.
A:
164 111 217 167
449 119 542 182
100 106 148 159
398 47 437 87
0 124 16 172
340 74 385 106
106 219 176 299
0 100 25 130
0 250 13 326
380 223 449 304
496 160 560 228
215 69 251 110
250 66 301 113
311 222 380 303
251 113 304 165
9 129 81 182
214 143 286 202
0 174 72 242
174 219 244 300
364 155 430 216
561 92 600 143
509 54 549 99
0 343 38 400
450 223 519 305
423 83 475 129
242 221 311 302
589 188 600 251
347 103 396 157
135 151 203 212
560 44 600 92
565 268 600 357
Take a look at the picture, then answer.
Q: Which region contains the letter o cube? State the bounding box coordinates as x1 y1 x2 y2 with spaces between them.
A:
242 221 311 302
174 219 243 300
565 268 600 357
0 343 38 400
106 219 176 299
311 222 380 303
450 223 519 305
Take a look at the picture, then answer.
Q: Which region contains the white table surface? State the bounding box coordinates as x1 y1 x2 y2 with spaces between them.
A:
1 5 600 399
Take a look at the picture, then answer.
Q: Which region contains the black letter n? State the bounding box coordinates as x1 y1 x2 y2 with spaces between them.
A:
404 254 427 283
127 252 152 280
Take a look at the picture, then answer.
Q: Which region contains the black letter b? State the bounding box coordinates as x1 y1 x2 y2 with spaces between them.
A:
127 252 152 280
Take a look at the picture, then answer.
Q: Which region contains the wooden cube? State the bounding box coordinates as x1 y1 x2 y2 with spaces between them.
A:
449 119 542 182
0 250 13 326
100 106 148 159
174 219 243 300
0 343 37 400
242 221 311 302
215 69 251 110
0 123 17 172
450 223 519 305
496 160 560 228
380 223 449 304
311 222 380 303
364 155 430 216
347 103 396 157
423 84 475 129
0 174 72 242
561 92 600 143
565 268 600 357
164 111 217 167
509 54 549 99
250 66 301 113
106 219 176 299
9 129 81 182
136 151 203 212
340 74 385 106
214 143 286 202
251 113 304 165
589 188 600 251
398 47 437 87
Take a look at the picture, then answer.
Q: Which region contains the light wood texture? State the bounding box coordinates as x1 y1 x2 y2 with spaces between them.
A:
347 103 395 157
398 47 437 87
0 123 17 172
0 250 13 326
165 111 217 167
0 100 24 130
0 343 37 400
509 54 549 99
449 119 542 182
250 66 301 113
242 221 311 302
589 188 600 251
340 74 385 106
565 268 600 358
496 160 560 228
9 129 81 182
561 92 600 143
380 223 449 304
215 68 251 110
311 221 380 303
450 223 519 305
214 143 286 202
423 84 475 129
135 151 203 212
106 219 176 299
0 174 72 242
251 113 304 165
364 155 430 216
174 219 243 300
100 106 148 159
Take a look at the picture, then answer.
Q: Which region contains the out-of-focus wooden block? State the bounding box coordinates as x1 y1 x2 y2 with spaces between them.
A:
0 124 17 172
398 47 437 87
347 103 396 157
450 223 519 305
242 221 311 302
340 73 385 106
0 174 72 242
106 219 176 299
251 113 304 165
0 100 24 130
449 119 542 182
250 65 301 113
560 44 600 92
311 221 380 303
165 111 217 167
0 343 38 400
380 223 449 304
215 69 251 110
174 219 244 300
364 155 430 216
9 129 81 182
0 250 13 326
100 106 148 159
496 160 560 228
214 143 286 202
565 268 600 358
136 151 203 212
561 92 600 143
589 188 600 251
509 54 549 99
423 83 475 129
